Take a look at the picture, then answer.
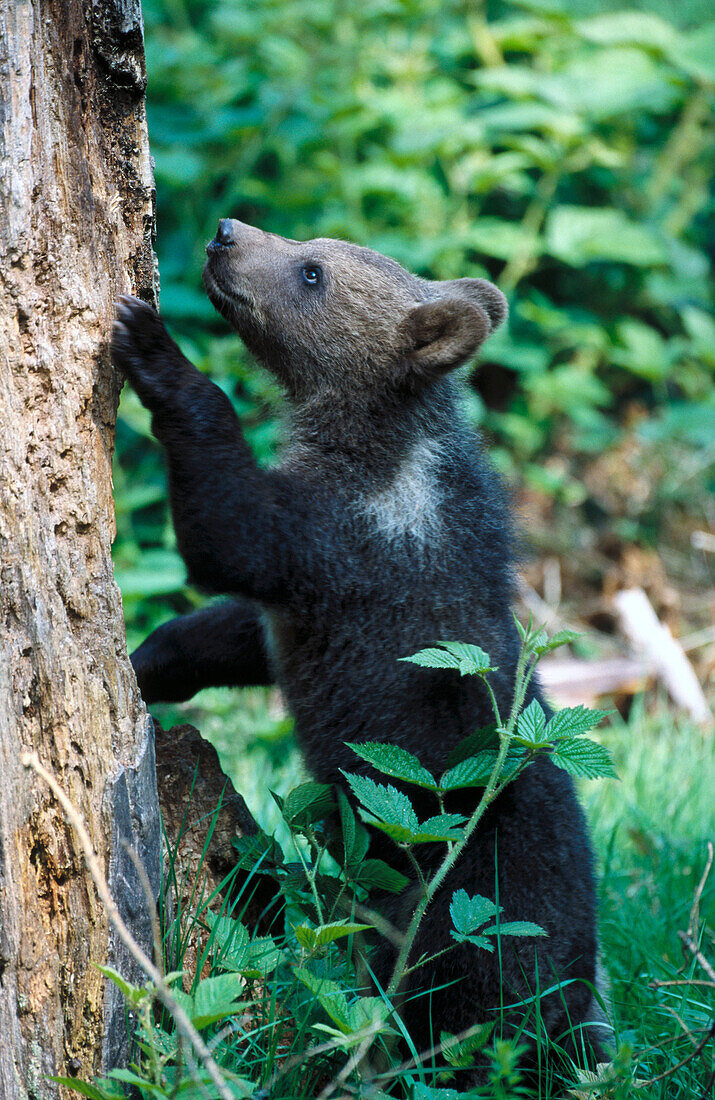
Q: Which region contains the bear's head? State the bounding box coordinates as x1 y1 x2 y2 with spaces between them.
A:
203 219 507 401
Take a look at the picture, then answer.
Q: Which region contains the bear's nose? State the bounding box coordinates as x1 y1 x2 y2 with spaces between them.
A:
215 219 235 247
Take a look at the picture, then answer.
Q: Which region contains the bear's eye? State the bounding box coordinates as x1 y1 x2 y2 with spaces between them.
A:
301 265 322 286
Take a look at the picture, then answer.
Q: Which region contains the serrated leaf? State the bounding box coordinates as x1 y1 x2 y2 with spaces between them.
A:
294 920 370 951
283 781 335 827
205 914 249 971
192 973 246 1029
551 738 617 780
545 705 610 740
440 752 498 790
450 932 495 950
517 699 547 744
435 641 495 676
400 646 464 671
440 750 523 790
241 936 284 978
440 1022 494 1067
450 889 500 935
294 968 351 1032
170 988 194 1020
353 858 409 893
481 921 548 938
533 628 582 655
413 813 468 842
341 772 419 837
347 995 393 1034
414 1084 461 1099
446 725 500 768
400 641 495 677
232 830 280 871
338 788 370 867
347 741 437 789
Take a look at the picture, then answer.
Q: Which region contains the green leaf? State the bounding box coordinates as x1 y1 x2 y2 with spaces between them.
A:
516 699 547 744
437 641 495 675
577 11 676 51
450 889 499 935
341 772 419 839
440 1022 494 1067
451 931 495 950
283 782 335 827
413 813 468 842
613 318 672 382
205 914 249 971
440 752 497 790
50 1080 117 1100
113 549 187 598
445 725 500 768
338 788 370 868
481 920 548 938
95 964 146 1007
294 920 371 951
668 22 715 83
294 968 351 1032
532 628 582 655
414 1084 461 1100
400 641 495 677
347 742 437 789
546 206 667 268
545 705 610 740
346 995 393 1034
551 738 617 780
440 750 523 791
466 217 539 262
241 936 284 978
400 646 463 671
191 973 246 1029
353 858 410 893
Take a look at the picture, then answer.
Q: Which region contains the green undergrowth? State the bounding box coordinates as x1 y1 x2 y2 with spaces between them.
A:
59 630 714 1099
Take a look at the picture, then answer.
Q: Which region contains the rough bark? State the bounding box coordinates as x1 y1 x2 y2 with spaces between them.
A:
0 1 160 1094
155 723 272 987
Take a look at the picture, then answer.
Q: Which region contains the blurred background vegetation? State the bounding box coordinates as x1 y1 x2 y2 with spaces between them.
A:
113 0 712 816
114 0 713 820
109 1 713 1087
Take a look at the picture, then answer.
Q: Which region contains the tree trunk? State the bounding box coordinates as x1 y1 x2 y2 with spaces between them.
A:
0 1 161 1094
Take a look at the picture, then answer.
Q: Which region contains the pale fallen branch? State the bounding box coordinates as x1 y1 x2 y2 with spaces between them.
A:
614 587 712 726
539 655 649 708
21 752 236 1100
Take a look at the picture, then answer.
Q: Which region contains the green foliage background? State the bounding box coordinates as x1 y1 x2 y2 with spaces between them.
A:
114 0 713 656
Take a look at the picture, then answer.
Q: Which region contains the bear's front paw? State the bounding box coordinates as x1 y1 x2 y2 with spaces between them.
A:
112 295 192 408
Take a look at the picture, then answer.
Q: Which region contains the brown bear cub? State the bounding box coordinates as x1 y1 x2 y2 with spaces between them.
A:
114 219 606 1073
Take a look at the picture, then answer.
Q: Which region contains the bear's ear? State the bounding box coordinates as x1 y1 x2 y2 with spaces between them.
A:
444 277 509 334
399 278 507 385
399 298 489 382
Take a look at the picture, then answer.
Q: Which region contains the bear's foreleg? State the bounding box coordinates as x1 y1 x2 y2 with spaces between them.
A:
112 296 312 604
131 600 275 704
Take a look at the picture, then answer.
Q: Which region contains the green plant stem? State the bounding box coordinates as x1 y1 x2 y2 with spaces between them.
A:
294 835 325 926
403 845 429 897
386 649 536 999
